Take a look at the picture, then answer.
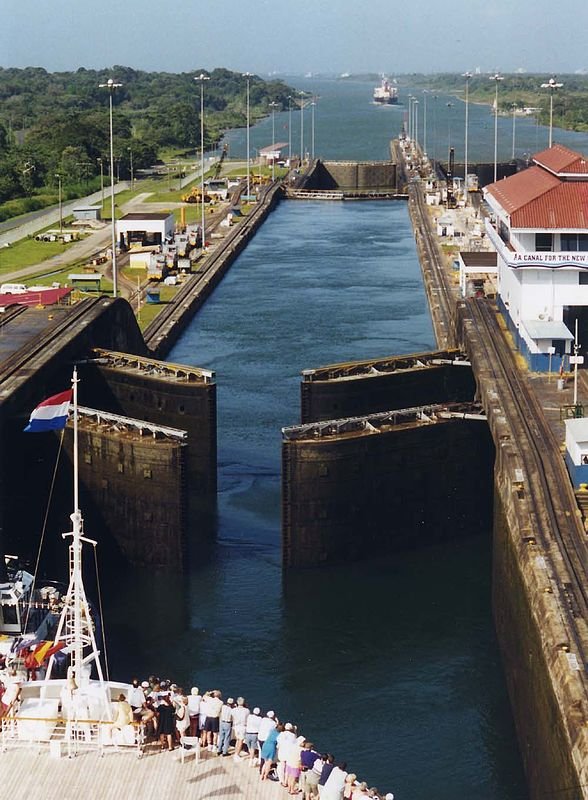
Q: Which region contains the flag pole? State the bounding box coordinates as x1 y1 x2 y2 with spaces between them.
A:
73 366 79 514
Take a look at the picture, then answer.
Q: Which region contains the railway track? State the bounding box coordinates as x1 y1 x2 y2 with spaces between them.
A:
466 297 588 677
409 184 455 348
143 182 283 354
0 296 106 389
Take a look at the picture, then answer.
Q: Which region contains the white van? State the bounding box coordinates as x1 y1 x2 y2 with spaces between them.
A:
0 283 27 294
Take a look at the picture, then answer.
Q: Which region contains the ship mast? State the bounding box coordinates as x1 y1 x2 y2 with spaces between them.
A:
45 366 104 686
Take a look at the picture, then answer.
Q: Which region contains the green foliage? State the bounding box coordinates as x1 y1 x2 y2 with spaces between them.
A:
408 72 588 132
0 65 293 209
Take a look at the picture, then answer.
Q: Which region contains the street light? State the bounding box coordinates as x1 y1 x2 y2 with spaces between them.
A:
288 96 292 162
55 174 63 234
463 71 472 206
97 157 105 210
127 146 134 190
414 99 419 150
99 77 122 298
511 103 517 159
269 101 279 180
422 90 428 156
299 90 305 163
243 72 253 200
489 72 504 183
311 97 316 161
194 73 210 250
407 96 414 140
540 76 563 148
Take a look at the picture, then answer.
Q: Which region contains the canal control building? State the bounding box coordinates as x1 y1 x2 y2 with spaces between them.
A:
484 144 588 371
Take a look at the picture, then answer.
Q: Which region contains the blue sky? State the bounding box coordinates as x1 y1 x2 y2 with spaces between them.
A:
1 0 586 76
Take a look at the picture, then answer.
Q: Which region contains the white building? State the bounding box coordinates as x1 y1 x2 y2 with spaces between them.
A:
117 212 175 248
483 144 588 371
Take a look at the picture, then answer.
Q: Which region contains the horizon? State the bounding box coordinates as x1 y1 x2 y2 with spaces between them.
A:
1 0 586 77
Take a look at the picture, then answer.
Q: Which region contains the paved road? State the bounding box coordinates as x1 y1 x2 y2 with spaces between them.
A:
0 183 130 247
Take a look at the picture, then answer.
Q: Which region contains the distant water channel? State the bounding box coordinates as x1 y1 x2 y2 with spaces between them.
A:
103 198 527 798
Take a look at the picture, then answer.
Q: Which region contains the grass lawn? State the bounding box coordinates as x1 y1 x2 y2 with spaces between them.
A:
136 283 180 331
0 236 75 275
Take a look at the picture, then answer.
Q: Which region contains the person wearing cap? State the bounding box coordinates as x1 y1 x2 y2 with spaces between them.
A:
244 706 262 766
231 697 250 761
188 687 201 737
218 697 235 756
260 722 281 781
204 690 223 752
299 741 321 798
286 735 306 795
257 709 277 769
276 722 297 786
304 751 325 800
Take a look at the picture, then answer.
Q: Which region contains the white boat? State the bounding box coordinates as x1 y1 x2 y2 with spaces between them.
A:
373 76 398 105
0 369 138 755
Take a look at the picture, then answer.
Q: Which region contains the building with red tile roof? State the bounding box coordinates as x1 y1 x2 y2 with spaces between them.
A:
482 144 588 371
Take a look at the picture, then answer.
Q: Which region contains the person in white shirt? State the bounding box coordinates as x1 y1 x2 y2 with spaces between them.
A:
257 709 277 771
244 706 262 765
203 689 223 751
276 722 297 786
127 678 145 718
187 687 201 737
231 697 250 761
322 762 348 800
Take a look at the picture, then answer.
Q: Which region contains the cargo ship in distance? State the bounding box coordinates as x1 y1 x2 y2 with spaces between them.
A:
373 76 398 105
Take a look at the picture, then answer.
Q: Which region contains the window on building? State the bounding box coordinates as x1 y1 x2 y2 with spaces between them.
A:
535 233 553 251
580 272 588 285
562 233 588 251
499 220 510 245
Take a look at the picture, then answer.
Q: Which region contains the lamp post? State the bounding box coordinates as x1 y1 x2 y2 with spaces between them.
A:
127 146 134 191
422 90 428 156
269 101 278 180
243 72 253 200
511 103 517 159
195 73 210 250
299 90 305 163
407 96 413 141
489 72 504 183
432 95 438 161
99 77 122 298
414 99 419 151
311 97 316 161
446 102 454 150
288 96 292 162
540 76 563 148
55 174 63 234
463 71 472 206
97 157 104 210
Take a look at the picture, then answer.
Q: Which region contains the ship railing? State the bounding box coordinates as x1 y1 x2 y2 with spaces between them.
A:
0 714 145 758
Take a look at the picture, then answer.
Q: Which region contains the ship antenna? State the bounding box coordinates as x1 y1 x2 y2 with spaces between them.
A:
45 366 104 687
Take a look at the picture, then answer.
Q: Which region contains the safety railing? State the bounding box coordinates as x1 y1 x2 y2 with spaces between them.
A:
0 714 145 758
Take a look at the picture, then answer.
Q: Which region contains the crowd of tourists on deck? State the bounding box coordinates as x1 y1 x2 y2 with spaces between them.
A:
124 676 396 800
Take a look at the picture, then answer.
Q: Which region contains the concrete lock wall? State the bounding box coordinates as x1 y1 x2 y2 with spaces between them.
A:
80 365 217 505
304 161 397 190
492 490 580 799
301 364 476 423
65 425 187 570
282 418 495 568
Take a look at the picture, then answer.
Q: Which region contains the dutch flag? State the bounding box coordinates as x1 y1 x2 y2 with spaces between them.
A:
24 390 73 433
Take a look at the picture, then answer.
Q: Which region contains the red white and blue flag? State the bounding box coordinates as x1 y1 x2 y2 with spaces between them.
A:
24 390 73 433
